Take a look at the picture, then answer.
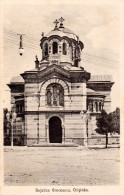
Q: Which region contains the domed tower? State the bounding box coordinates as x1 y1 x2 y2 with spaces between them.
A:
7 18 114 147
40 17 84 68
20 17 91 147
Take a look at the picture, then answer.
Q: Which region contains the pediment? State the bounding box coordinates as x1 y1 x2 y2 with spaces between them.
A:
37 65 70 82
21 64 90 83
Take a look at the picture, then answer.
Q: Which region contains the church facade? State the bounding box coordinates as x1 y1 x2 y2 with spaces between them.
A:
8 18 114 146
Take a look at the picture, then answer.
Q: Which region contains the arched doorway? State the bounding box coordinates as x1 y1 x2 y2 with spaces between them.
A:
49 116 62 143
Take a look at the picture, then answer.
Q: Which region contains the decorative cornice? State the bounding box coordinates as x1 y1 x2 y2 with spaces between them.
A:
87 82 114 91
40 35 84 50
25 110 82 115
21 64 90 83
7 84 24 92
71 71 90 83
38 64 70 80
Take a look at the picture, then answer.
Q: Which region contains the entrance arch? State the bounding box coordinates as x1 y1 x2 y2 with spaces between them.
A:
49 116 62 143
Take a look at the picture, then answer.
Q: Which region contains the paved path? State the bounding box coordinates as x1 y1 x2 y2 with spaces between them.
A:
4 147 120 186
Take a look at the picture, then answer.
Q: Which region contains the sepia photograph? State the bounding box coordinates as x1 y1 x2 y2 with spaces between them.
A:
2 0 121 191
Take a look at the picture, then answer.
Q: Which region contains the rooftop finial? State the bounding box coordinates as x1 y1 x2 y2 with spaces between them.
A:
35 55 40 70
35 55 38 61
41 32 44 37
59 17 65 28
53 19 59 29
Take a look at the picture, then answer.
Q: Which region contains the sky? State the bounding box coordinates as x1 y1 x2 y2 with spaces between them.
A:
2 1 120 111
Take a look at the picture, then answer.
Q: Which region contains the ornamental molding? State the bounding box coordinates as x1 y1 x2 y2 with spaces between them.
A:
39 77 69 95
87 82 114 91
40 35 84 50
21 64 90 83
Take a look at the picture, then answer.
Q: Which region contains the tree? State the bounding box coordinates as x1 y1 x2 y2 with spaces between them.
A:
95 108 120 148
95 109 109 148
109 107 120 134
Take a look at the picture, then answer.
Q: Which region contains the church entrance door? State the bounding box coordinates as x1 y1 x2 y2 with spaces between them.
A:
49 116 62 143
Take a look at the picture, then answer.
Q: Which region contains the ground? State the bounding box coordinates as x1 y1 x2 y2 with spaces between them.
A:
4 146 120 186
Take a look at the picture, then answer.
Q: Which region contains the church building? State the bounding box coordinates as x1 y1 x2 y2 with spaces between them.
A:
7 18 114 146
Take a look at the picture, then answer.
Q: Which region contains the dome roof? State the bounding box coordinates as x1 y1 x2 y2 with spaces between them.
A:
10 76 24 83
46 27 78 40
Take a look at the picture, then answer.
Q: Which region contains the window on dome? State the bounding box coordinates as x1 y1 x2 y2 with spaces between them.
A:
63 43 67 55
95 102 98 112
46 84 64 107
44 43 48 56
53 42 58 54
99 102 102 112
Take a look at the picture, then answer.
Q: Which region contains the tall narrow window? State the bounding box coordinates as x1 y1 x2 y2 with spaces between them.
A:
95 102 98 112
63 43 67 55
20 104 22 113
59 90 64 106
53 42 58 54
88 102 93 112
47 90 52 106
99 102 102 112
53 86 58 106
16 103 19 113
44 43 48 56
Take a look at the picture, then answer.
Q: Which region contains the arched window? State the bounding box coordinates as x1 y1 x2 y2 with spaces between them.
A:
88 101 93 112
20 104 22 113
44 43 48 56
16 103 19 113
63 43 67 55
95 102 98 112
53 42 58 54
46 84 64 106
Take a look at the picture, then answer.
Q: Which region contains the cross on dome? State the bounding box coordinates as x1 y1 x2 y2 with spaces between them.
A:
59 17 65 28
53 19 59 28
59 17 65 23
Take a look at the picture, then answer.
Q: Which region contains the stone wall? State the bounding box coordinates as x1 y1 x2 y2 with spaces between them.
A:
25 83 39 111
39 114 46 143
88 136 120 145
25 114 38 145
69 82 86 110
64 113 86 145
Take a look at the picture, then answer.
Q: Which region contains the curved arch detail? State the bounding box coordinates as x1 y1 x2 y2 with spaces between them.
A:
39 78 69 95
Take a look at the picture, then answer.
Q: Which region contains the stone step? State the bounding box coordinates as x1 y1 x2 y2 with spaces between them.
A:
28 143 78 147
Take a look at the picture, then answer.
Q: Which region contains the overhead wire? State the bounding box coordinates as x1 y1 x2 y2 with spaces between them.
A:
83 52 118 63
82 58 116 69
4 38 41 51
4 28 40 42
4 36 40 49
4 38 117 69
3 28 118 69
4 32 40 47
82 53 118 68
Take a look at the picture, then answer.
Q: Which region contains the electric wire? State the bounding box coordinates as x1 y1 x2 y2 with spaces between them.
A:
3 28 119 69
4 38 117 69
4 37 40 49
4 38 41 51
